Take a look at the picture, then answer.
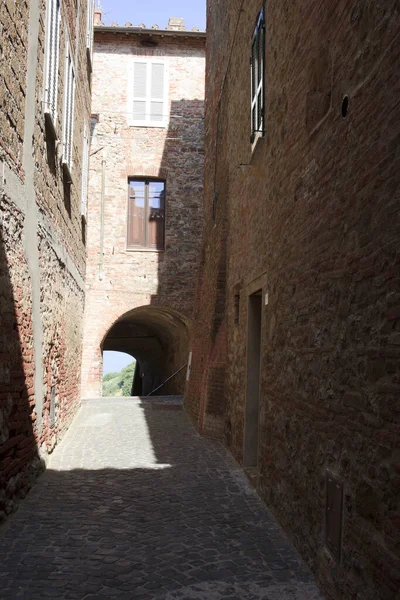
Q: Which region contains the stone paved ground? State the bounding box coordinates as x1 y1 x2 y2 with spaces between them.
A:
0 397 325 599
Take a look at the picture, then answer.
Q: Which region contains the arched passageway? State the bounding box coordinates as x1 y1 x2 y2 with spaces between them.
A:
101 306 190 396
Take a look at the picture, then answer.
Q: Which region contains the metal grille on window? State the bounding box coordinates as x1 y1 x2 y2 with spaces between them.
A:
44 0 61 123
250 6 265 144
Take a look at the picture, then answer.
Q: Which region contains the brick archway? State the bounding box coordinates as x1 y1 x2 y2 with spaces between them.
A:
125 165 169 181
81 302 191 398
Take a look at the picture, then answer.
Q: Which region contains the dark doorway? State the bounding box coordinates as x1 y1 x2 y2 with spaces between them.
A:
243 291 262 467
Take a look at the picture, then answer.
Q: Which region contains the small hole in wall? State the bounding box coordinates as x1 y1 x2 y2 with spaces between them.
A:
50 386 56 428
341 95 349 118
234 293 240 326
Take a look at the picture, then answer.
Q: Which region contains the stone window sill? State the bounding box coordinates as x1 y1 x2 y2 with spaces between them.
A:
126 247 165 253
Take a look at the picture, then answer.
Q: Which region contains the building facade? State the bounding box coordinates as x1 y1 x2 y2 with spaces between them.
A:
81 13 205 398
185 1 400 599
0 0 92 520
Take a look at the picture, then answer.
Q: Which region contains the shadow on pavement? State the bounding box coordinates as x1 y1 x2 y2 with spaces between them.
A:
0 400 323 599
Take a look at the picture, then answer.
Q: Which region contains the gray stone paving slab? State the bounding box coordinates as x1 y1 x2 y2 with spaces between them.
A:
0 397 324 599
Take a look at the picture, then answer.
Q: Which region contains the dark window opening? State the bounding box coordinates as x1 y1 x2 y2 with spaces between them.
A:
325 472 344 561
341 95 349 119
251 5 266 144
127 178 165 250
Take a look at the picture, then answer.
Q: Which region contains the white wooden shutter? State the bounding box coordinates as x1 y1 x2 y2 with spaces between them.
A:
86 0 94 58
63 44 76 170
132 62 147 122
129 60 168 127
150 63 165 122
81 124 89 217
68 72 76 168
44 0 61 123
251 7 265 144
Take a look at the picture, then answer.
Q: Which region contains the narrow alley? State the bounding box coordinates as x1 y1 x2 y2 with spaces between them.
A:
0 398 323 600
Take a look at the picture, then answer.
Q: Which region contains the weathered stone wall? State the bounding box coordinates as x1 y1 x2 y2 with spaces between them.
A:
1 0 91 522
187 0 400 598
81 29 205 398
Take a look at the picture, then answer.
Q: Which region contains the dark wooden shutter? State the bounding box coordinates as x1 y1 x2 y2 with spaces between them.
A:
147 182 165 249
128 181 146 247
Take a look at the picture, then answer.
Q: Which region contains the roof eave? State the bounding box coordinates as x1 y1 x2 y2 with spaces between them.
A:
94 26 206 39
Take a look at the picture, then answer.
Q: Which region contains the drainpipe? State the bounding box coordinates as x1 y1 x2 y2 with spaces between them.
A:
99 150 106 280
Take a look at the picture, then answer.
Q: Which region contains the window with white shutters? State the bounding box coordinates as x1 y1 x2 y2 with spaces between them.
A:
62 43 76 173
86 0 94 62
81 124 90 218
128 60 169 127
44 0 61 128
251 5 266 146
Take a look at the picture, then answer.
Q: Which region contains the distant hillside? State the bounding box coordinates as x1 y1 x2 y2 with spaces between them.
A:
103 361 136 397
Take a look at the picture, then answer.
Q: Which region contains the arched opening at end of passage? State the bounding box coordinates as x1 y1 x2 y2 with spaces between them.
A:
102 350 137 398
101 306 191 397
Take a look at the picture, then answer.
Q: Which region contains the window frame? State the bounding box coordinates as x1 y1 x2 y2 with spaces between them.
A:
250 4 266 149
126 178 166 251
62 40 76 177
43 0 61 135
127 59 169 128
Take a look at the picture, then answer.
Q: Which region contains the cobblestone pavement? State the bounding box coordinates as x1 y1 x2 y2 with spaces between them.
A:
0 397 324 599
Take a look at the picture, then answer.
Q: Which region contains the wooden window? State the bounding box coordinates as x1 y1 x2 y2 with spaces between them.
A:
128 60 169 127
127 179 165 250
86 0 94 62
81 124 90 218
62 42 76 174
44 0 61 129
251 5 266 146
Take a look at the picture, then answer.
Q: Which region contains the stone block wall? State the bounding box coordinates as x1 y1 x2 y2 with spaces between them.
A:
186 0 400 598
0 0 92 522
81 26 205 398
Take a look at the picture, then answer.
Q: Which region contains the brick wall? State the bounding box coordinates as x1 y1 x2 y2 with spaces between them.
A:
186 0 400 598
81 28 205 398
0 0 29 177
0 0 91 522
